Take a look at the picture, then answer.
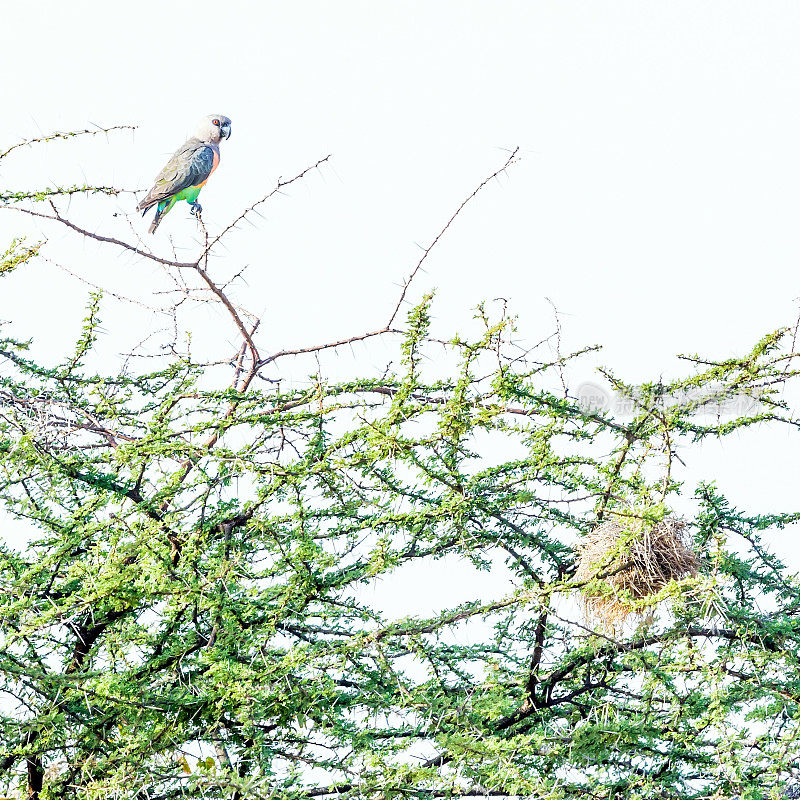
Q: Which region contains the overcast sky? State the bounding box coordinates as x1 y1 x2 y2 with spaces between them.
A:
1 1 799 579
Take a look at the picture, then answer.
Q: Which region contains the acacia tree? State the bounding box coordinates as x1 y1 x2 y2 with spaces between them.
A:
1 128 800 800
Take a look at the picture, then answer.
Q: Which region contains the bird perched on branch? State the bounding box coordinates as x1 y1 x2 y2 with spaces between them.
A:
137 114 232 234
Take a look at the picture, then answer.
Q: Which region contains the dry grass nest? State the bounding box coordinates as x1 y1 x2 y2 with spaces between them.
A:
575 517 701 629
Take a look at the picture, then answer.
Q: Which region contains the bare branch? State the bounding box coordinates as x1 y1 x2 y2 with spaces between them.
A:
190 256 260 363
0 203 195 269
200 154 333 255
258 327 400 369
387 146 521 327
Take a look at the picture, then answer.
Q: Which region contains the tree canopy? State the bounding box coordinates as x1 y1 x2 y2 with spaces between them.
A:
1 128 800 800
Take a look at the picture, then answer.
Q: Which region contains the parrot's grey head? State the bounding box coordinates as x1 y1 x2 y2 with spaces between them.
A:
196 114 232 143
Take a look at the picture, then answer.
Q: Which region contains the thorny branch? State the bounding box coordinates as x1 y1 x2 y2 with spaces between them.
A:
387 146 520 327
2 138 526 408
0 124 136 162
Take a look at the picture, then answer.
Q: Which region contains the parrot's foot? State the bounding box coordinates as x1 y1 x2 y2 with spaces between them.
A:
189 201 203 216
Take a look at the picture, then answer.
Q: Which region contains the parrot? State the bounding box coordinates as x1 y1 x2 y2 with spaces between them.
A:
137 114 232 234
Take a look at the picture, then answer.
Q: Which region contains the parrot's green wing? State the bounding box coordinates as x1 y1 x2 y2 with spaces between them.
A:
137 140 216 213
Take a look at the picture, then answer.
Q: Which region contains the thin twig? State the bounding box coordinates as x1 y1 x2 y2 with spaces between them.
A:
200 155 333 256
387 147 521 327
0 204 195 269
258 327 399 369
0 124 136 161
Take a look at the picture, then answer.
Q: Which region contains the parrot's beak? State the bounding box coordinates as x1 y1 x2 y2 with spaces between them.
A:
222 124 232 140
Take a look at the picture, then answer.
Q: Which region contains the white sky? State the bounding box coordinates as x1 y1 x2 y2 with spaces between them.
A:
1 1 799 574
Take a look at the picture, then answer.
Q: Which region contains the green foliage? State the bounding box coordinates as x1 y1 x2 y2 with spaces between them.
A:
0 237 42 276
0 291 798 800
2 131 800 799
0 186 124 203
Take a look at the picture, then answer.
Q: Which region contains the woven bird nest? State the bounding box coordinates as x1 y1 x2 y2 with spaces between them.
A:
575 517 700 629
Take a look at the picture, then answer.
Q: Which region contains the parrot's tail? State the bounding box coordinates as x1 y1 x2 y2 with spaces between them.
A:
148 209 162 235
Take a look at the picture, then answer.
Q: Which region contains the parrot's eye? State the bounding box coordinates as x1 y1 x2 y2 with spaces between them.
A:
212 118 220 126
